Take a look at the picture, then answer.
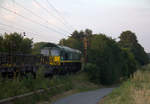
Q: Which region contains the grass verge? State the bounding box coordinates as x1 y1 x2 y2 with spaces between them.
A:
0 68 101 104
99 64 150 104
38 72 101 104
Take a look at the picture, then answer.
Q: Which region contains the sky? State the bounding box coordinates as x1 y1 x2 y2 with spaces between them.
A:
0 0 150 52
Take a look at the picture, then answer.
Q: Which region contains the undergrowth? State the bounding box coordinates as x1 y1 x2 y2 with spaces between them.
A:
0 67 100 104
0 67 72 100
100 64 150 104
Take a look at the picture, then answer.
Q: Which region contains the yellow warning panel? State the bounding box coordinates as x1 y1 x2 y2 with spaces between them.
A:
50 56 60 66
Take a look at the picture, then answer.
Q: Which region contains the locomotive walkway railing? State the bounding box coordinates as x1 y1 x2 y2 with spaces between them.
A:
0 84 64 104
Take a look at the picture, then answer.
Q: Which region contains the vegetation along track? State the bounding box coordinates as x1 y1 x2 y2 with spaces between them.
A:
0 85 64 104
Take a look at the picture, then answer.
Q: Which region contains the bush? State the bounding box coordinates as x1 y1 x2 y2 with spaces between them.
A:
84 63 100 84
100 64 150 104
87 35 123 85
121 48 137 78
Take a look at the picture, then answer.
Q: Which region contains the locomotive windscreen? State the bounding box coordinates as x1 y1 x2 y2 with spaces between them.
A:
51 49 60 56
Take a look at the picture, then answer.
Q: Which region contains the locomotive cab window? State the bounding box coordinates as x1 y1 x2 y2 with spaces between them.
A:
51 49 60 56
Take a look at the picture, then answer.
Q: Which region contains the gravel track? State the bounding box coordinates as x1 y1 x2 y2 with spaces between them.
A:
53 88 114 104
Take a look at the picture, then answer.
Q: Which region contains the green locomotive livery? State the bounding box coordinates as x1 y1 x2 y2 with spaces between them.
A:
41 44 82 77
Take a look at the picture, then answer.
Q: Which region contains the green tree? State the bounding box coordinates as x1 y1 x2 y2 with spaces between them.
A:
119 30 149 65
32 42 49 55
148 53 150 59
60 37 83 52
121 48 137 78
59 29 93 53
87 34 124 85
70 29 92 40
22 38 33 54
2 32 33 54
119 31 138 46
71 30 80 40
59 29 141 85
0 35 4 52
85 29 92 37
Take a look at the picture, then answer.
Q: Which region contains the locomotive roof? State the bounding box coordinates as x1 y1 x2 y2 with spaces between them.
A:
58 45 81 54
42 43 81 54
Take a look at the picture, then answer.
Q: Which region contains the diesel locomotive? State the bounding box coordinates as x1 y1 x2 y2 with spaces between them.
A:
0 43 82 79
41 44 82 77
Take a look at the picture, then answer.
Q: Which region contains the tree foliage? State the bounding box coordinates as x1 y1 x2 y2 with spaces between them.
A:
0 35 4 52
61 29 147 85
84 63 100 84
119 31 138 45
0 32 33 54
87 34 124 85
70 29 92 40
119 30 149 65
120 48 137 78
32 42 48 55
148 53 150 59
59 29 93 53
59 37 84 52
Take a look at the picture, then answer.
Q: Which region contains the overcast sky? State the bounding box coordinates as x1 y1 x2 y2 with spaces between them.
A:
0 0 150 52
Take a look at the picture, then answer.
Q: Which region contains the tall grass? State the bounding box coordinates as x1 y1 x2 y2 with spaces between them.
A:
0 67 72 100
100 64 150 104
0 67 100 104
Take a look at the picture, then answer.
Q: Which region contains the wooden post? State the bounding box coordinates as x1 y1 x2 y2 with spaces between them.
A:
83 37 88 64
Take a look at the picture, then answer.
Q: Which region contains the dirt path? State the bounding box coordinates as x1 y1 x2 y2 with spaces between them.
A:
53 88 115 104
